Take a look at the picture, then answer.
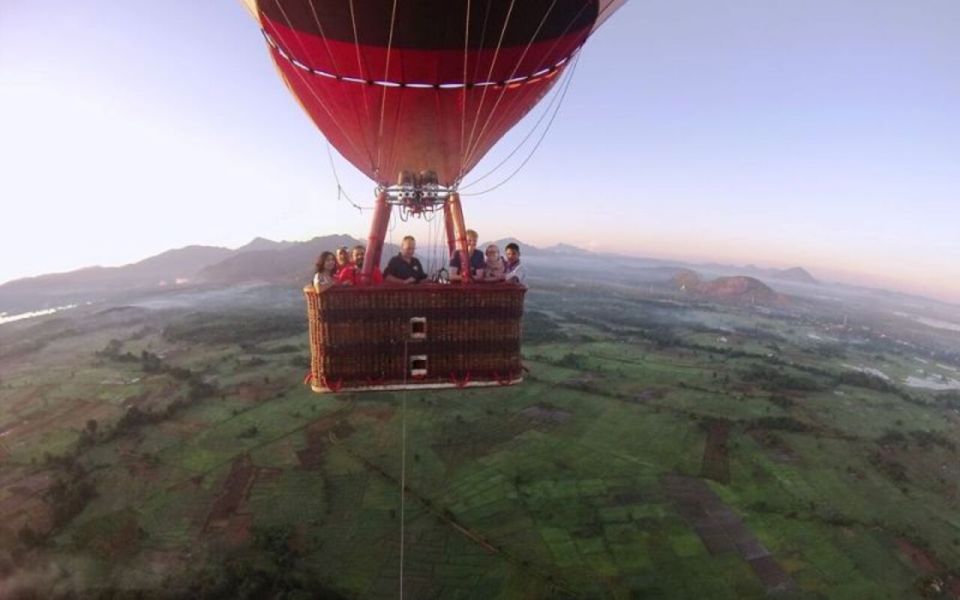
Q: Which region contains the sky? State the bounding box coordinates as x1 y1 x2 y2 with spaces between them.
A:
1 1 958 302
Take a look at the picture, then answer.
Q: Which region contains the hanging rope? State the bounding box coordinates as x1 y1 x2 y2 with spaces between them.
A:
269 3 374 170
326 142 374 211
459 0 594 175
460 50 582 197
399 340 409 600
458 0 473 176
347 0 377 177
459 0 561 172
375 0 400 174
458 0 517 182
458 50 575 191
303 0 377 173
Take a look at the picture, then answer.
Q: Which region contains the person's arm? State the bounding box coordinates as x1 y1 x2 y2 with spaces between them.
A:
448 254 461 281
504 263 522 283
383 264 405 284
382 258 398 283
507 264 526 284
472 251 485 280
385 274 415 284
413 259 427 282
383 259 413 284
336 267 354 286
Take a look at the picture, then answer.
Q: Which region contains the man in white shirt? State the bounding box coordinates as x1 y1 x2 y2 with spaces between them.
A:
504 242 527 285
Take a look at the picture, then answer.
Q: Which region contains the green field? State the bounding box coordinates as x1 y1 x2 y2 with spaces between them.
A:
1 283 959 598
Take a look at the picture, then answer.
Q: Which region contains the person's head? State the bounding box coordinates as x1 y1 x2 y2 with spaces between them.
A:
316 251 336 275
401 235 416 260
335 246 350 266
351 245 366 267
505 242 520 263
466 229 478 252
485 244 500 262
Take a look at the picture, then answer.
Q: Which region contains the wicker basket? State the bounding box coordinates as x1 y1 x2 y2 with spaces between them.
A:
304 283 526 392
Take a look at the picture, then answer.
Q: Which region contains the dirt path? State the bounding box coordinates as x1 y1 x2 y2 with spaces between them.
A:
662 473 797 594
699 419 731 483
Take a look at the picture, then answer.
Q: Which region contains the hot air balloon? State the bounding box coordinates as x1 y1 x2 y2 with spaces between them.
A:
244 0 625 392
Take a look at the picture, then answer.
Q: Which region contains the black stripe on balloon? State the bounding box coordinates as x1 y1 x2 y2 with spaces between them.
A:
258 0 598 50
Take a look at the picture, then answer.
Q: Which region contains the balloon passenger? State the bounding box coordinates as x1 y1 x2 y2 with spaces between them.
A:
449 229 486 281
335 246 350 273
336 245 383 286
504 243 526 285
384 236 427 285
483 245 506 281
313 251 337 291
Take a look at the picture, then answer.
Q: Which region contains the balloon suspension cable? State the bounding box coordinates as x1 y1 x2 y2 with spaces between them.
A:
399 341 409 600
326 142 374 211
460 49 582 197
459 45 581 191
458 0 561 173
264 5 376 170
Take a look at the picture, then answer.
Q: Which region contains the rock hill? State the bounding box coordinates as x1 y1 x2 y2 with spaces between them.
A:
671 271 785 306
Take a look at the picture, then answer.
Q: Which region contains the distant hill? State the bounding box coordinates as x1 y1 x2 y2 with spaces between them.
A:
197 235 376 285
670 271 785 306
700 263 819 286
542 243 592 256
483 238 540 256
0 235 381 313
772 267 818 285
235 237 298 253
0 245 235 312
481 239 592 258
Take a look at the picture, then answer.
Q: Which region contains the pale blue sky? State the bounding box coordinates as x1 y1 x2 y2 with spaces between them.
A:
1 1 958 301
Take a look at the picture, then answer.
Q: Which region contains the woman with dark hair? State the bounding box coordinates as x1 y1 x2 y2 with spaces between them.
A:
313 251 337 291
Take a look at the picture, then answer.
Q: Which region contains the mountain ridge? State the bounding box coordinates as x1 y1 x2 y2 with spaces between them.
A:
4 235 951 313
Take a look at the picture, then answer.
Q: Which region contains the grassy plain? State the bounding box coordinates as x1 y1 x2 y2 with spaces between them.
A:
1 281 959 598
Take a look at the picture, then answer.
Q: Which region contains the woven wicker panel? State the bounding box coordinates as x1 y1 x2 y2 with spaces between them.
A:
303 284 525 389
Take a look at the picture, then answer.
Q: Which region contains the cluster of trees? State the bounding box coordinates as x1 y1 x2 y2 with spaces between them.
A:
868 450 909 484
185 525 347 599
162 312 302 345
19 451 99 550
108 372 217 439
937 391 960 410
96 341 219 437
556 353 588 370
46 467 97 530
879 428 956 452
522 310 566 344
741 365 822 392
748 416 812 433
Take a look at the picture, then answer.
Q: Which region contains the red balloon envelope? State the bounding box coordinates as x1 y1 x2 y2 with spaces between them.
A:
249 0 624 187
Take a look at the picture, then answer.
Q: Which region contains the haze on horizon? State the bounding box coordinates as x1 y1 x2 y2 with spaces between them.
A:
1 1 958 303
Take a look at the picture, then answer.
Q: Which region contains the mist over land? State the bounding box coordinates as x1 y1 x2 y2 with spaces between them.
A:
1 234 959 597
